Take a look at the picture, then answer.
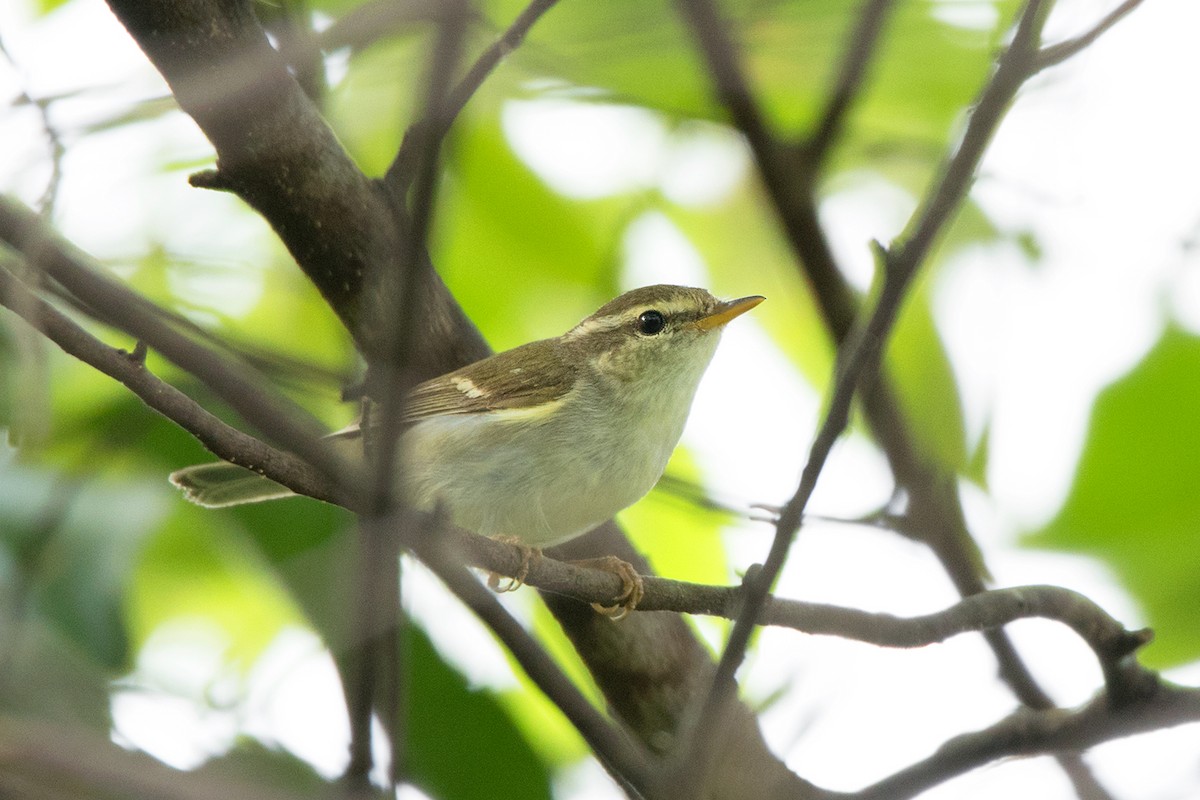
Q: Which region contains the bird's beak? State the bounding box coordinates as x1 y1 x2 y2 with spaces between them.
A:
695 295 765 331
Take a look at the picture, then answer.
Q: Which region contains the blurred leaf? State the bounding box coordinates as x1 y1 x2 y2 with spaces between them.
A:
406 623 553 800
621 448 732 586
0 452 169 673
1025 326 1200 667
0 615 112 728
227 498 356 653
964 420 990 488
0 450 170 729
884 260 968 473
671 188 837 389
196 738 330 797
491 0 1016 146
327 34 424 176
436 114 634 349
127 504 306 667
34 0 72 14
496 678 589 770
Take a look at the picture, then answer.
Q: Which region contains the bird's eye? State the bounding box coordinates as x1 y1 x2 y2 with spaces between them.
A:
637 310 666 335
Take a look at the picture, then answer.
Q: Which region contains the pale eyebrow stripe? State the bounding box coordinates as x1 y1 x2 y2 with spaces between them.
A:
565 298 700 340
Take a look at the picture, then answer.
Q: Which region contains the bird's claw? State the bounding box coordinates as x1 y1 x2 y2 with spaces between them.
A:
487 536 541 593
570 556 644 621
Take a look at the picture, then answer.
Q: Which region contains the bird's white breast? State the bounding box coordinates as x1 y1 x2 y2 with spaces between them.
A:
399 330 721 546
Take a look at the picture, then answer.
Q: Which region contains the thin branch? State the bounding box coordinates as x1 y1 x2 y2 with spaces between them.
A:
803 0 898 173
0 195 365 509
852 681 1200 800
346 3 471 790
1034 0 1145 72
446 0 561 130
0 36 66 216
0 262 336 501
439 527 1153 698
415 522 657 795
669 0 1049 737
382 0 563 200
670 0 1056 792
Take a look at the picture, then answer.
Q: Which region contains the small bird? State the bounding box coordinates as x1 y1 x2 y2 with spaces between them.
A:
171 284 763 615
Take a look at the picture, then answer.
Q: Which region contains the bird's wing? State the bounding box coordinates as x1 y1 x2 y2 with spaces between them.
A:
403 339 577 421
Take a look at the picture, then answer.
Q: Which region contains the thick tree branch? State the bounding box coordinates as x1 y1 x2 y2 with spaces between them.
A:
103 0 487 378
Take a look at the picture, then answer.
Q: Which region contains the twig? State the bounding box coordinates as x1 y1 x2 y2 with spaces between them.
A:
1034 0 1145 72
803 0 898 173
0 36 66 216
382 0 563 200
0 262 335 502
670 0 1056 792
346 3 471 790
0 196 365 509
852 680 1199 800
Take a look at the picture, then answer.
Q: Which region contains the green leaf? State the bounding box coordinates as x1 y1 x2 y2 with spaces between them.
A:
0 452 169 674
226 498 356 652
884 261 968 472
406 624 553 800
670 190 837 390
435 115 633 350
1025 326 1200 667
196 738 330 797
127 505 307 668
35 0 73 14
621 447 732 586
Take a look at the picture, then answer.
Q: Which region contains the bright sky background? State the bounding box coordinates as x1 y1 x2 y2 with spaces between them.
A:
3 0 1199 798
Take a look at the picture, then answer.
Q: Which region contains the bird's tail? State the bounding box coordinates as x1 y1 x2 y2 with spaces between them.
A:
169 462 296 508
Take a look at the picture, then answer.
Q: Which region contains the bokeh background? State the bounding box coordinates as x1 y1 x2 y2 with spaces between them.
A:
2 0 1198 797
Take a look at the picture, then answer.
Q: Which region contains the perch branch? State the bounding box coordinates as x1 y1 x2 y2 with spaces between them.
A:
442 527 1153 700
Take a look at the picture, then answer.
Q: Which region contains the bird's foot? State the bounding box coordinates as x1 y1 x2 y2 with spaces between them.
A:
487 536 541 593
569 556 644 621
